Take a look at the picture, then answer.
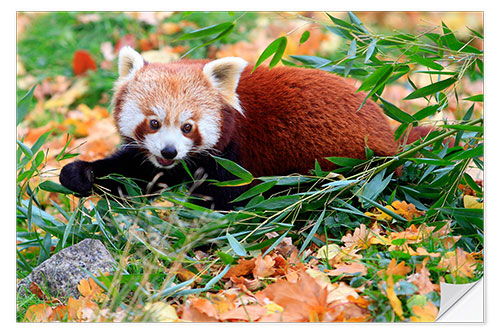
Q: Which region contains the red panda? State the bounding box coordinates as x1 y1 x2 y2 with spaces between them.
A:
60 46 399 209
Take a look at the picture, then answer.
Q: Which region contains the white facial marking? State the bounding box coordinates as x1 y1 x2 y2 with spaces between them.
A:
179 110 193 124
118 100 145 138
197 112 221 150
151 106 166 120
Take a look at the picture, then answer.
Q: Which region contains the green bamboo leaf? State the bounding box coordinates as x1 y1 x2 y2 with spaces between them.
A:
326 14 354 40
299 208 326 256
403 77 457 100
39 180 75 194
440 124 483 132
269 37 287 69
348 11 369 34
177 22 233 40
463 94 483 102
226 233 247 257
217 251 236 265
299 30 310 45
446 144 483 161
379 97 416 124
231 180 277 203
358 65 394 92
17 85 36 126
410 55 444 70
325 156 365 167
365 39 377 63
413 105 439 121
253 36 287 72
212 155 253 181
181 24 235 58
17 140 33 159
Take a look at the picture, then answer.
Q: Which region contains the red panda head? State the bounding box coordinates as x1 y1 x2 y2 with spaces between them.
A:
112 47 248 168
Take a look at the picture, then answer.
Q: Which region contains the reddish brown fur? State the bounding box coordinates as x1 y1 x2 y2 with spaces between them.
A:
230 66 397 176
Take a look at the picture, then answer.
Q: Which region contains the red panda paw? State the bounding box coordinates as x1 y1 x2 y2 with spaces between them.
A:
59 160 95 196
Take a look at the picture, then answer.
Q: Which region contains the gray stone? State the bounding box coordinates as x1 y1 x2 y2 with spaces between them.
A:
17 238 116 299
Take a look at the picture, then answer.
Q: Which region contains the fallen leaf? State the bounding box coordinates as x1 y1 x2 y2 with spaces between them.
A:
143 302 179 322
218 305 267 322
256 271 329 322
385 258 412 277
72 50 97 76
410 301 438 322
224 258 255 278
327 262 367 276
464 195 483 209
407 257 437 295
386 274 404 319
316 243 341 259
253 254 275 279
437 247 478 278
25 303 53 322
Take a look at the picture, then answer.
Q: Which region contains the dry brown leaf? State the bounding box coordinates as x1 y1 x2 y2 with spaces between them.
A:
256 271 329 322
219 305 267 322
253 254 276 279
437 247 478 278
24 303 54 322
223 258 255 278
407 258 437 295
327 262 367 277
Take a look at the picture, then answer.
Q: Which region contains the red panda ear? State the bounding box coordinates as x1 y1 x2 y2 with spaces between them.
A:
203 57 248 115
118 46 145 79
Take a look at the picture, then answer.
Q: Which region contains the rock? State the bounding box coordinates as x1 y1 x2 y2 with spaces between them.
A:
17 238 116 299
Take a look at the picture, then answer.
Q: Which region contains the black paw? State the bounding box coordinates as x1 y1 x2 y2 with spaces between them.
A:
59 160 95 196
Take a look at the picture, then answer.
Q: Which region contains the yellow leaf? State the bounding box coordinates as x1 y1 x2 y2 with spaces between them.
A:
264 302 284 315
143 302 179 322
44 78 89 110
410 301 438 322
386 274 404 319
316 244 340 259
464 195 483 209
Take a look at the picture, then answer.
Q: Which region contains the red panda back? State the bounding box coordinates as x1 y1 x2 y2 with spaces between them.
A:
233 66 397 176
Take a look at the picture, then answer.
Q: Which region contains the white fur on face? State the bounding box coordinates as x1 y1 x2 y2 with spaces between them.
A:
197 110 221 151
143 125 194 168
118 100 145 139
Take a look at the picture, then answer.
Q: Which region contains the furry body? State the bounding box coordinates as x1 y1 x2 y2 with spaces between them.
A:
60 47 397 209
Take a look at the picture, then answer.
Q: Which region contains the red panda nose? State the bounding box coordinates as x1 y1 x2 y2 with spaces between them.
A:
161 146 178 160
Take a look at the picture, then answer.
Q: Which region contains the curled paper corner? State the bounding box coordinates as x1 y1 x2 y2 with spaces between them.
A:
436 278 484 322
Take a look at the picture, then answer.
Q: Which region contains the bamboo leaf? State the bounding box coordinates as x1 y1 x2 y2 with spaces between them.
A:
226 233 247 256
231 181 277 203
212 155 253 181
403 77 457 100
253 36 287 72
177 22 233 40
379 97 417 124
299 30 310 45
17 85 36 126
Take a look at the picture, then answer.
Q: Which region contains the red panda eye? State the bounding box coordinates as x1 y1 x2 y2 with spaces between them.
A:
182 123 192 134
150 119 161 130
